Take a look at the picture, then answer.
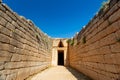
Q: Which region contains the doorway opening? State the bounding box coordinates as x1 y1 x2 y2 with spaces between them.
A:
58 50 64 65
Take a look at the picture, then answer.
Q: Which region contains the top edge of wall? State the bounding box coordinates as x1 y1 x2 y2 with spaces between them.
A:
0 0 52 39
76 0 119 40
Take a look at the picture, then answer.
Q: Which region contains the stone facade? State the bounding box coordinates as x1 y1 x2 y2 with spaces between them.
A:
52 38 68 66
68 0 120 80
0 3 52 80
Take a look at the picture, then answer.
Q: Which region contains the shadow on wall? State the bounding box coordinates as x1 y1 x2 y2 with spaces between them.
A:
66 67 92 80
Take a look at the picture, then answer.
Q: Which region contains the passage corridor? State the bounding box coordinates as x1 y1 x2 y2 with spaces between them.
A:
27 66 91 80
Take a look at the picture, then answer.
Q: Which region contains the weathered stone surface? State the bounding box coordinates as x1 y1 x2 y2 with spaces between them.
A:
0 56 11 62
0 10 12 22
6 22 15 31
109 9 120 23
0 34 10 43
6 73 17 80
0 2 52 79
111 43 120 52
6 11 17 21
106 21 119 35
0 27 12 37
0 16 7 26
104 54 116 64
69 1 120 80
0 4 6 12
105 64 118 73
0 74 6 80
99 33 116 47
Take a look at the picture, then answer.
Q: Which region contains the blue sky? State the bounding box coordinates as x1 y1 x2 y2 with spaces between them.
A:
3 0 106 38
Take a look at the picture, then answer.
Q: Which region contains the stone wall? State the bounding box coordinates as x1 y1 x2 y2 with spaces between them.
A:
68 0 120 80
0 2 52 80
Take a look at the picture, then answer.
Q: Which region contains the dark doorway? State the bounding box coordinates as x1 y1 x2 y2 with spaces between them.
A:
58 50 64 65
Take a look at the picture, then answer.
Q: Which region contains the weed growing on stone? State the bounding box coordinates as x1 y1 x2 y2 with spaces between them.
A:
82 36 86 44
117 38 120 43
100 0 110 11
67 39 74 46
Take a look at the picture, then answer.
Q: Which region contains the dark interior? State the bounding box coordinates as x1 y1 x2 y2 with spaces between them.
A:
58 51 64 65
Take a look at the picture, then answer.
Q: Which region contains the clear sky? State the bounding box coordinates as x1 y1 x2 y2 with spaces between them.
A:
3 0 106 38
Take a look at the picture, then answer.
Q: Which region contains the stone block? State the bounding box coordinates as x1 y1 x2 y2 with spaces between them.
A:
97 20 109 32
0 16 7 26
0 27 12 37
0 56 11 62
104 71 119 79
11 31 26 44
10 38 24 48
9 45 16 53
6 22 15 31
118 1 120 7
105 64 118 73
115 30 120 40
0 42 16 53
104 3 119 20
109 0 118 8
18 27 26 35
97 63 105 71
95 55 105 63
15 28 26 39
112 53 120 65
0 4 6 12
11 54 21 61
118 20 120 29
16 20 25 28
106 21 119 35
109 9 120 23
4 62 43 69
104 54 116 64
0 42 9 50
6 11 16 21
16 68 30 80
6 73 17 80
98 46 111 55
0 24 2 29
87 70 99 80
111 43 120 52
5 62 23 69
0 65 3 70
0 51 12 57
94 28 107 42
0 33 10 43
0 74 6 80
98 73 113 80
99 33 116 47
0 10 12 22
11 21 19 28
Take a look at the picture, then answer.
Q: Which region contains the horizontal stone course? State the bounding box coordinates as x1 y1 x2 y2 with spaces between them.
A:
0 2 52 80
69 0 120 80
